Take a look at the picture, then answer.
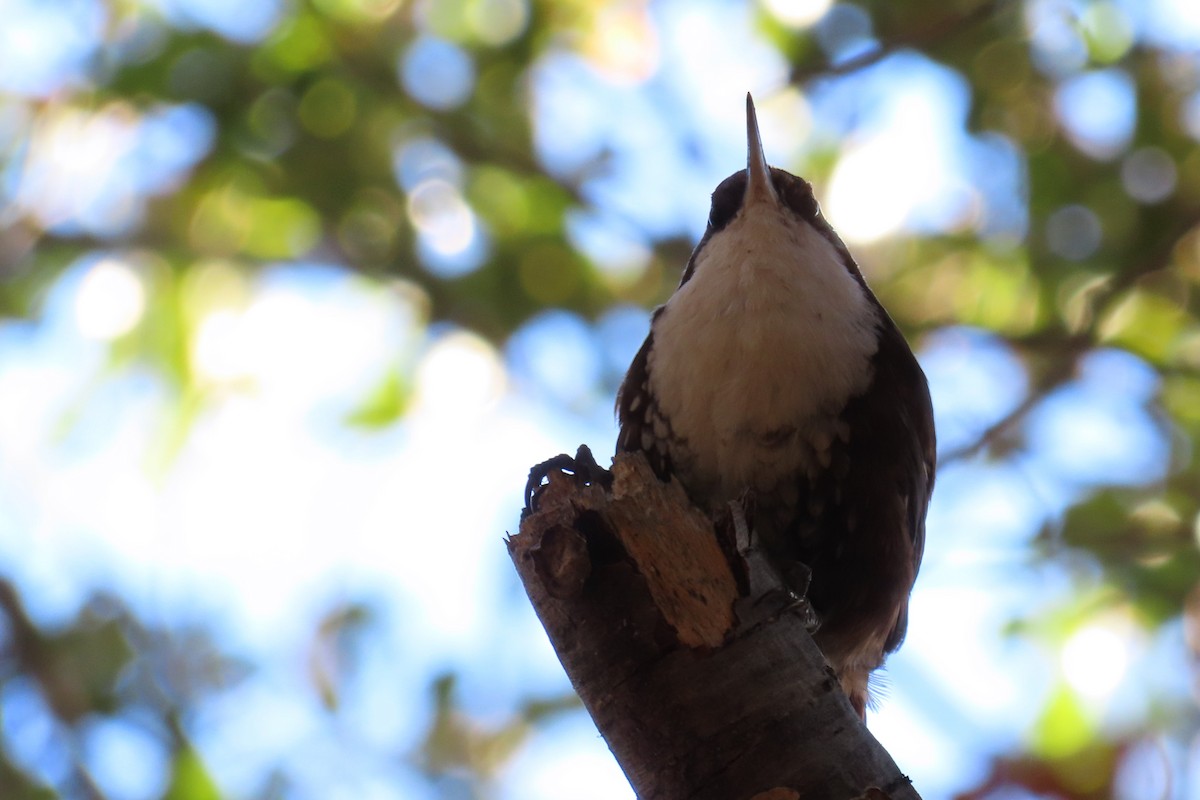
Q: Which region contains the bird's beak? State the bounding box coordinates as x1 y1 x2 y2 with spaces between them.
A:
744 93 778 207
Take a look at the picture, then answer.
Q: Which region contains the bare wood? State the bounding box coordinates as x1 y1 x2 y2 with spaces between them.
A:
509 452 922 800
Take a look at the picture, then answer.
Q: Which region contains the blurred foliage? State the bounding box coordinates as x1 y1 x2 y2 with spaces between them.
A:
416 673 581 790
0 581 245 798
3 0 1200 797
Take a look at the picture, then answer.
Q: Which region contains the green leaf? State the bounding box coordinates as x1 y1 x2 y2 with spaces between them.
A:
1080 2 1134 64
1030 684 1095 759
344 367 411 429
164 747 222 800
1098 290 1192 365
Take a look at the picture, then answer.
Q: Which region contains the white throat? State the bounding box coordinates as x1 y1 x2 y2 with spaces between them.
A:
647 204 880 501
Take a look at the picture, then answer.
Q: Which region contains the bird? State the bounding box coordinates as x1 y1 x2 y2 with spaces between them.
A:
615 93 935 718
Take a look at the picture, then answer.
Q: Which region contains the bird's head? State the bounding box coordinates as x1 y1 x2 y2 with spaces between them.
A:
680 94 861 290
703 94 825 236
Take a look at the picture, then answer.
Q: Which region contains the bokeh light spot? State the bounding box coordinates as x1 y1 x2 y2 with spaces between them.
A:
1054 69 1136 160
762 0 833 29
1027 349 1169 487
413 331 506 420
243 197 322 260
1025 0 1088 77
298 78 357 139
1121 148 1177 204
823 62 971 244
247 88 299 157
13 100 214 237
407 179 478 264
74 257 146 340
815 2 875 65
1114 739 1171 800
189 186 248 255
827 139 908 243
1046 205 1102 261
182 259 247 310
261 14 333 74
400 36 475 110
565 212 651 288
1061 622 1130 702
84 716 170 800
193 309 248 383
155 0 285 43
582 4 659 82
0 0 103 97
467 0 529 46
393 137 463 191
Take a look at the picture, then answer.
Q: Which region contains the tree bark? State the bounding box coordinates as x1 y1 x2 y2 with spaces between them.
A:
509 450 922 800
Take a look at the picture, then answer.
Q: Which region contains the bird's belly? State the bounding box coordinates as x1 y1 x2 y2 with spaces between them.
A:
647 298 873 508
643 209 882 510
667 390 844 511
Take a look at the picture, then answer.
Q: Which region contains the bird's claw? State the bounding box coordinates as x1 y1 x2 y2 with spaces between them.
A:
523 444 612 517
754 586 821 633
724 498 820 631
782 560 812 600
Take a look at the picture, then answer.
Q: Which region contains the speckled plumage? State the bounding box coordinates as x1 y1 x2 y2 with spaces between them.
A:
616 95 935 717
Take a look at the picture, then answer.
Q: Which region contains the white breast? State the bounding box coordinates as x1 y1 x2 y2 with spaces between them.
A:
647 206 880 503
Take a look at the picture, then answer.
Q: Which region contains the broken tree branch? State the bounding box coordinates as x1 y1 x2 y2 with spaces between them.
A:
509 450 921 800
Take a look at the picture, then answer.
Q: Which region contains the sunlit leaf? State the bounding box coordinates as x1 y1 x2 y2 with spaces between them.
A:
1030 684 1096 760
344 366 411 428
164 747 222 800
255 12 335 76
1098 290 1191 365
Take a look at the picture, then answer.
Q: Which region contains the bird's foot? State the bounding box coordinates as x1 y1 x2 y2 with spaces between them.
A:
782 560 812 600
778 561 819 632
724 499 820 632
523 444 613 518
753 586 820 633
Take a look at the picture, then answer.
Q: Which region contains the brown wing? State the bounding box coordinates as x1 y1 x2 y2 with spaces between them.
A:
874 323 936 653
810 218 936 644
850 316 936 654
799 314 935 660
